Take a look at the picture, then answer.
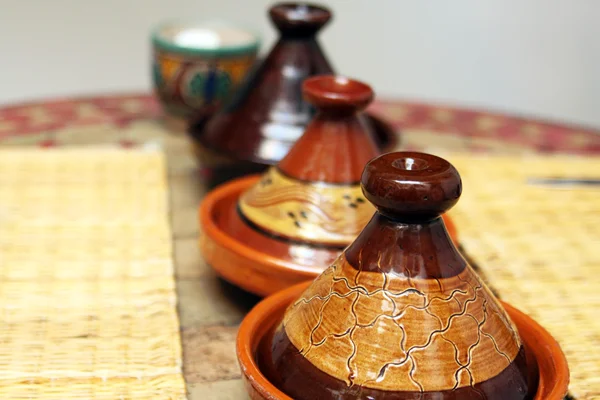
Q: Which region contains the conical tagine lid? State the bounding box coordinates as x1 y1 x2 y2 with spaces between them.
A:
264 152 533 399
238 75 380 248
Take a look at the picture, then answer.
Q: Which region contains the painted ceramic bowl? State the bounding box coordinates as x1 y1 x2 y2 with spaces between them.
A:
151 20 260 127
237 282 569 400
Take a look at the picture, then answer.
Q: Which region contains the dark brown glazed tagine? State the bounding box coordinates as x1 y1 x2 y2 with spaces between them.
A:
190 2 398 187
260 151 535 399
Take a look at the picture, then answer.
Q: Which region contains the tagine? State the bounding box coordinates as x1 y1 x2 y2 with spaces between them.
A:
200 75 384 295
258 151 538 399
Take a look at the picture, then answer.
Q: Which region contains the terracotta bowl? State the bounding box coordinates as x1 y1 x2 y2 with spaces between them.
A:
199 175 459 297
237 282 569 400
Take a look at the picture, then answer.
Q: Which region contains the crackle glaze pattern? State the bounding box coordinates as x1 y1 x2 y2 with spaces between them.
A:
282 254 522 392
264 152 533 399
239 168 374 246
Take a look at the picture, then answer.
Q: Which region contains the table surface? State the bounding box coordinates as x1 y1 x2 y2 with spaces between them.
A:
0 94 598 399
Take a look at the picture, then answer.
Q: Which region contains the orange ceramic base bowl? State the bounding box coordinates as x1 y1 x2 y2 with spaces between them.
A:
237 281 569 400
199 175 459 297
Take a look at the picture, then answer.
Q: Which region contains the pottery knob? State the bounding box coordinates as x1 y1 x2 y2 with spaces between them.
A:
269 3 332 36
302 75 374 113
361 151 462 221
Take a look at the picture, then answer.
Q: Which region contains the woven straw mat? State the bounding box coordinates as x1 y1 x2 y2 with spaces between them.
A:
446 154 600 400
0 149 185 399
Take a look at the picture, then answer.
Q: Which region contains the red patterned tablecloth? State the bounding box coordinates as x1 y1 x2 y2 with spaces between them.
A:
0 94 598 154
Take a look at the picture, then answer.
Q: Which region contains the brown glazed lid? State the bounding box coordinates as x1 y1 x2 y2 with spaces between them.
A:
231 74 379 260
194 2 397 166
262 151 535 399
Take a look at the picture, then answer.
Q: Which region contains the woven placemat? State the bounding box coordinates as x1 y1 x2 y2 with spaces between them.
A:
447 154 600 400
0 149 186 399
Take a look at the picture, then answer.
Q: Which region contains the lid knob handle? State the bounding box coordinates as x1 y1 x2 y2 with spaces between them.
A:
302 75 374 113
361 152 462 221
269 3 332 36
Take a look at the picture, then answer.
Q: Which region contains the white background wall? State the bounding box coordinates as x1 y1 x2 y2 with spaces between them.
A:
0 0 598 128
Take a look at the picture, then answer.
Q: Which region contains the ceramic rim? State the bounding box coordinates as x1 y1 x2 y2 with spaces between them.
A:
502 301 570 399
236 282 302 400
152 20 261 57
199 175 323 274
237 282 569 400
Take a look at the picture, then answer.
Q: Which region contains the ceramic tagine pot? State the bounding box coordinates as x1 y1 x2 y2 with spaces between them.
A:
199 75 457 297
189 2 398 187
236 151 570 400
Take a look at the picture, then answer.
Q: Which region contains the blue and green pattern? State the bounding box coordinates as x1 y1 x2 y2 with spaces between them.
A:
185 68 234 104
152 62 163 88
